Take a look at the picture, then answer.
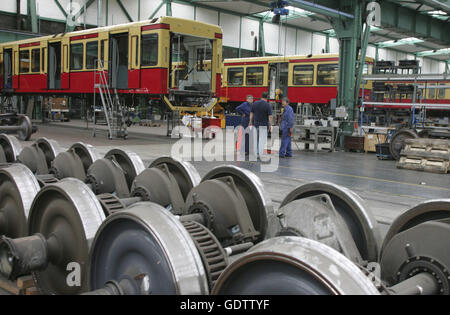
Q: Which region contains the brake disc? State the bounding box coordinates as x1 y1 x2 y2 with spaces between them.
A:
0 164 40 237
380 221 450 295
88 202 208 295
279 181 380 262
381 199 450 257
212 236 380 295
0 134 22 163
201 165 273 242
28 178 105 294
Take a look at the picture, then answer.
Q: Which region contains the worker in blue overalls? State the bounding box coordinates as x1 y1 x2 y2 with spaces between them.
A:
235 95 253 155
279 97 295 158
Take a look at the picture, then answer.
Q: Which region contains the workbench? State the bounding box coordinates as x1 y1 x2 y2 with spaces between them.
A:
294 125 337 153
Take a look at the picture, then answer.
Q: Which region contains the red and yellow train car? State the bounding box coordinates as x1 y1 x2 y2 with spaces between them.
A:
0 16 223 111
220 54 374 107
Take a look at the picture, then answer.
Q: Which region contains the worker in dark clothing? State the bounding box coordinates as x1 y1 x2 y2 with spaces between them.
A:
235 95 253 155
249 92 273 159
279 97 295 158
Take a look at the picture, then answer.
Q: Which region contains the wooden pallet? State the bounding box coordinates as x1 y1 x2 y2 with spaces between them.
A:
404 138 450 155
0 275 39 295
397 138 450 174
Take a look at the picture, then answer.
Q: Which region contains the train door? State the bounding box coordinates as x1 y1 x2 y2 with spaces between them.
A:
128 28 140 89
12 45 19 89
109 32 128 89
48 42 61 89
268 62 289 99
3 48 13 90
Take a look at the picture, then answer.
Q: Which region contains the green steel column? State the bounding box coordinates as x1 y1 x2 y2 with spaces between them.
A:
325 33 330 53
355 24 370 101
166 0 172 17
446 61 450 74
106 0 108 26
330 0 365 136
138 0 141 21
375 44 379 61
27 0 38 33
258 14 270 57
238 17 242 58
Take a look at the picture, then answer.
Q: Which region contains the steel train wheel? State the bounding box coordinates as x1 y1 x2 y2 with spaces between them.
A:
35 137 64 168
0 134 22 163
0 146 5 163
380 220 450 295
104 149 145 190
201 165 273 242
381 199 450 255
0 164 40 238
212 237 380 295
149 156 201 200
69 142 99 173
389 129 418 161
18 138 63 174
16 115 33 141
28 178 105 294
279 181 381 262
88 202 208 295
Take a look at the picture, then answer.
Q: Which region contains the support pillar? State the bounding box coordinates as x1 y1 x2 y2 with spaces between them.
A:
258 14 270 57
27 0 38 33
329 0 366 137
97 0 102 27
166 0 172 17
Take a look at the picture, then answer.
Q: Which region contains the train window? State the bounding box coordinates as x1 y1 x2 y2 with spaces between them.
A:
227 67 244 86
293 65 314 85
141 34 158 67
317 64 338 85
437 84 446 99
70 43 83 70
428 86 436 99
19 50 30 73
31 48 40 72
86 41 98 69
246 67 264 86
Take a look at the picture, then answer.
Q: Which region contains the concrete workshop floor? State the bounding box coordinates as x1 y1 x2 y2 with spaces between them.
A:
25 121 450 238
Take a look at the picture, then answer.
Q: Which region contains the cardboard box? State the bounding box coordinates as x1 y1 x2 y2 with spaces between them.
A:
365 134 386 153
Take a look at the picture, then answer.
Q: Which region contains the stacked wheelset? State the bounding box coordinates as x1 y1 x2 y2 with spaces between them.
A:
1 136 450 295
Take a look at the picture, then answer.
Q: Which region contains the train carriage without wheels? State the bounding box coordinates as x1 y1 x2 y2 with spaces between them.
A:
219 54 374 111
0 16 223 113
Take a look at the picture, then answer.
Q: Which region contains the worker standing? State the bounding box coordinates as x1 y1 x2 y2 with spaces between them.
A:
249 92 273 159
235 95 253 155
279 97 294 158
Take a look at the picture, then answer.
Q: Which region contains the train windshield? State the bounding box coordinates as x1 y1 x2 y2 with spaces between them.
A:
171 34 212 95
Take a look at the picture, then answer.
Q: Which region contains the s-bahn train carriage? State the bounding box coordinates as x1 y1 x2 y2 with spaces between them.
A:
219 54 374 112
0 16 223 112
